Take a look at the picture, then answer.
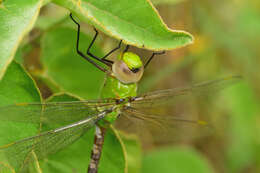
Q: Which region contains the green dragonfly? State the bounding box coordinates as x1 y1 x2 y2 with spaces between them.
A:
0 13 241 173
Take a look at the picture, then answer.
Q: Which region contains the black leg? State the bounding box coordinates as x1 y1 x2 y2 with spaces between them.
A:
86 28 114 65
144 51 166 68
123 45 130 53
102 40 122 59
70 13 112 71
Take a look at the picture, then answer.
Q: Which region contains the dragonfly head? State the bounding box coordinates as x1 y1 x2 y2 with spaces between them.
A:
112 52 144 84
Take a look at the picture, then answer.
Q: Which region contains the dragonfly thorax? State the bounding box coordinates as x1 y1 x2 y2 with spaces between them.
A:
99 52 142 125
112 52 144 84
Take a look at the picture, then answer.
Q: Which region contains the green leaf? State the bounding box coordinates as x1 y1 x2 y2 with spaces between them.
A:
119 133 142 173
0 0 43 80
99 127 126 173
0 61 41 171
53 0 193 50
151 0 186 6
40 27 105 99
219 82 260 173
0 62 41 106
39 94 126 173
142 147 213 173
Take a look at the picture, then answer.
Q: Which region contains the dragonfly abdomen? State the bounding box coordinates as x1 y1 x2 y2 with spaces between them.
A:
88 126 106 173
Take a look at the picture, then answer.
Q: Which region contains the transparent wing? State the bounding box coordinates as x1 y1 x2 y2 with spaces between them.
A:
0 110 109 172
116 75 241 146
116 106 212 147
131 75 241 108
0 98 117 126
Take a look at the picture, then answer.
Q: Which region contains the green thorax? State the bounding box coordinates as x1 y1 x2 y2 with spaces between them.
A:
101 75 137 99
97 51 143 127
98 75 138 127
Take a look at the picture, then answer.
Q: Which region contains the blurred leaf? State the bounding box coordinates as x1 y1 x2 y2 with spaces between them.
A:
237 8 260 38
39 94 126 173
194 5 260 81
35 12 68 30
53 0 193 50
119 132 142 173
151 0 186 6
35 15 66 30
99 127 126 173
139 55 196 93
220 81 260 172
142 147 213 173
0 61 41 171
40 27 105 99
14 43 34 65
36 74 62 94
0 0 43 80
0 0 4 9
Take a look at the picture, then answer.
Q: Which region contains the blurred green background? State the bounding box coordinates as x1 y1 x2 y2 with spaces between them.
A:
143 1 260 173
5 0 260 173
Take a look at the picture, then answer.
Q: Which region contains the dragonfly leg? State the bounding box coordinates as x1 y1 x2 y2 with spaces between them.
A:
86 28 114 66
88 126 106 173
70 13 111 72
101 40 122 60
144 51 166 68
123 45 130 53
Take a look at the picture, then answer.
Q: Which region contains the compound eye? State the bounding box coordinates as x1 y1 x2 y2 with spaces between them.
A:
112 60 144 84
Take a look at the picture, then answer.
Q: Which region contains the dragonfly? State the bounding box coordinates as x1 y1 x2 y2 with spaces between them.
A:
0 13 241 173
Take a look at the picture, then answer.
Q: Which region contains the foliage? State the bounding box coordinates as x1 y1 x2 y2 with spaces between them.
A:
0 0 260 173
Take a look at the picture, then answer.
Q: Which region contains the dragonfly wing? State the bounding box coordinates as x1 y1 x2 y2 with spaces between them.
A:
0 110 109 172
116 106 212 147
0 98 117 127
131 75 241 108
115 76 241 146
